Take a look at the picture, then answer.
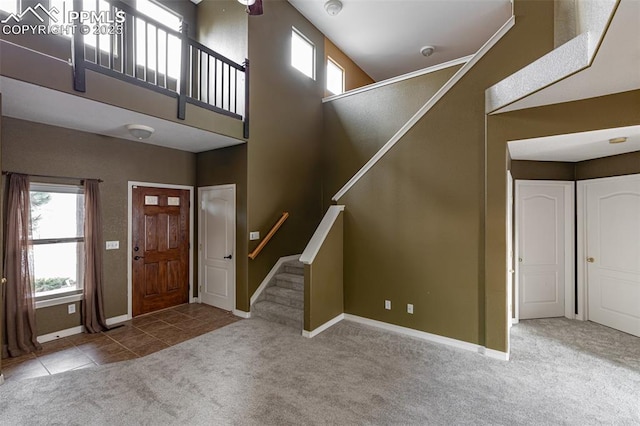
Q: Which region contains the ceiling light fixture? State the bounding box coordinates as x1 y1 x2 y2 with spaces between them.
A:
420 45 435 57
127 124 155 140
608 137 627 144
324 0 343 16
237 0 256 6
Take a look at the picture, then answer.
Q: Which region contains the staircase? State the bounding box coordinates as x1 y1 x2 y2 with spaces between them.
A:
252 259 304 329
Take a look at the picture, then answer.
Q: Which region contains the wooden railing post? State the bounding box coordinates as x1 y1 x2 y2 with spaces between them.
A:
71 0 86 92
243 58 250 139
177 22 189 120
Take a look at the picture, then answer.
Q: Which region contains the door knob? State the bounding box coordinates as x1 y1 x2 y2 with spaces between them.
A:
587 257 595 263
134 246 140 252
134 255 144 260
224 254 233 260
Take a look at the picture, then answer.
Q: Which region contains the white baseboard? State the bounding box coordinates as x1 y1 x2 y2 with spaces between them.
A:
233 309 251 319
37 326 85 343
106 314 130 326
250 254 300 306
344 314 509 361
302 313 344 338
37 314 131 343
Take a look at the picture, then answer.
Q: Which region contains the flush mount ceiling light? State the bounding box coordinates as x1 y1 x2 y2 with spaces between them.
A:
324 0 343 16
420 45 435 57
237 0 256 6
609 136 628 144
127 124 154 140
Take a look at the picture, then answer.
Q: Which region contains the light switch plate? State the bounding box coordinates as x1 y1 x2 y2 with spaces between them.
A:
106 241 119 250
249 231 260 241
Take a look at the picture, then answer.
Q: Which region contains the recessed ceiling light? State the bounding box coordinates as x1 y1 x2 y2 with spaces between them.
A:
609 137 627 144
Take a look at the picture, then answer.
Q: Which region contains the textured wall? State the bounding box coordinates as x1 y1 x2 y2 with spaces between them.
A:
246 0 325 301
2 118 196 333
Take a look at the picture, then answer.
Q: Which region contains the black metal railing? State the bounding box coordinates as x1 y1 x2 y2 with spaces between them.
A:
71 0 249 138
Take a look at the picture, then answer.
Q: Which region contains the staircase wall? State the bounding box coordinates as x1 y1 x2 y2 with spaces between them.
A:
326 0 556 350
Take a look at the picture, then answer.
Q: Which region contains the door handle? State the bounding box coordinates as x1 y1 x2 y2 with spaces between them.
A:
134 255 144 260
224 254 233 259
134 246 140 252
586 257 595 263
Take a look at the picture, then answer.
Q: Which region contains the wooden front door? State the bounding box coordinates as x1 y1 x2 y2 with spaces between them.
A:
132 186 189 317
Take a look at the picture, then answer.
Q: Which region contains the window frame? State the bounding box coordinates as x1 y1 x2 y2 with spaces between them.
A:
30 182 86 307
291 27 316 80
326 56 345 95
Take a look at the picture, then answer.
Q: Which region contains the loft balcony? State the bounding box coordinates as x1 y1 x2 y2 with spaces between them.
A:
0 0 248 151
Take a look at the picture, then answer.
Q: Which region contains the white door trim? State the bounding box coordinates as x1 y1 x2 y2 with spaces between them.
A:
198 184 237 312
127 181 195 320
514 180 575 322
576 173 640 321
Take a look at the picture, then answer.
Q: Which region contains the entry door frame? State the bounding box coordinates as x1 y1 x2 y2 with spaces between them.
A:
127 181 195 320
198 184 237 313
576 173 640 321
514 180 575 322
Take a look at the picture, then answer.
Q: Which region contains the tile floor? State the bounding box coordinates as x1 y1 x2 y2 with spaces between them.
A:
1 304 240 382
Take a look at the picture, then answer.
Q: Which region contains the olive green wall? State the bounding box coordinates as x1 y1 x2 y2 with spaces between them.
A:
330 0 555 348
197 0 248 65
2 118 196 335
486 89 640 351
0 96 3 376
322 64 462 209
304 212 344 331
246 0 324 300
196 144 249 311
511 160 575 180
324 38 374 96
576 151 640 180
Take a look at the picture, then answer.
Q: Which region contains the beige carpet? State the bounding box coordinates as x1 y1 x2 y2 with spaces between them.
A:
0 317 638 425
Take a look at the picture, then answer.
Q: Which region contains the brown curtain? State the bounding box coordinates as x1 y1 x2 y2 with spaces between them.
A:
2 173 41 358
248 0 263 16
82 179 108 333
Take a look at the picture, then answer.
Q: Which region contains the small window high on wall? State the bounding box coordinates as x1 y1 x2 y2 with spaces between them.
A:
30 184 85 299
326 57 345 95
291 27 315 79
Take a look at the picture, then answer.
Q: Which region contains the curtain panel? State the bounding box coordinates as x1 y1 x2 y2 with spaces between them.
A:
82 179 108 333
2 173 41 358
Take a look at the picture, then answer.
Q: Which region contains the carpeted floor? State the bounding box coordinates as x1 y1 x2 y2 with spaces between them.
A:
0 317 638 425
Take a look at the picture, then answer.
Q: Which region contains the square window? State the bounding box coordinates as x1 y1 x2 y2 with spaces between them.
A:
30 184 85 299
0 0 18 14
291 28 315 79
326 57 345 95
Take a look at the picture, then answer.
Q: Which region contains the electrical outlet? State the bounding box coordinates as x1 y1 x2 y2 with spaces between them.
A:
68 304 76 314
407 304 414 314
249 231 260 241
385 300 391 310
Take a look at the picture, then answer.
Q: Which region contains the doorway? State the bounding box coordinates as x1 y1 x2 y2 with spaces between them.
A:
128 182 194 318
577 174 640 337
515 181 574 321
198 185 236 312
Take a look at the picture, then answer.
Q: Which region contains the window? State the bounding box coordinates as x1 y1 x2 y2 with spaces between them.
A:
30 184 85 299
291 28 315 79
135 0 182 79
326 57 345 95
0 1 17 14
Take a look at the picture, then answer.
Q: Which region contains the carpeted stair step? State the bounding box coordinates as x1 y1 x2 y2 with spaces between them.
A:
275 273 304 292
252 300 303 329
264 285 304 309
283 260 304 276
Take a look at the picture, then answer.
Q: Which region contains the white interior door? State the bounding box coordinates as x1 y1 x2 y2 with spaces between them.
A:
516 181 574 320
582 174 640 337
199 185 235 311
507 171 514 328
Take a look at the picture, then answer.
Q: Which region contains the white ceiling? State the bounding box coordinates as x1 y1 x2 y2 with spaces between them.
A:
288 0 513 81
0 76 244 153
508 125 640 162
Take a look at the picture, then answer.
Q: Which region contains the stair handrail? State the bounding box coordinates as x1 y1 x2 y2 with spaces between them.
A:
248 212 289 260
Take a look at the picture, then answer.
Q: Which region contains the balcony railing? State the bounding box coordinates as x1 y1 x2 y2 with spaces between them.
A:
71 0 249 138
